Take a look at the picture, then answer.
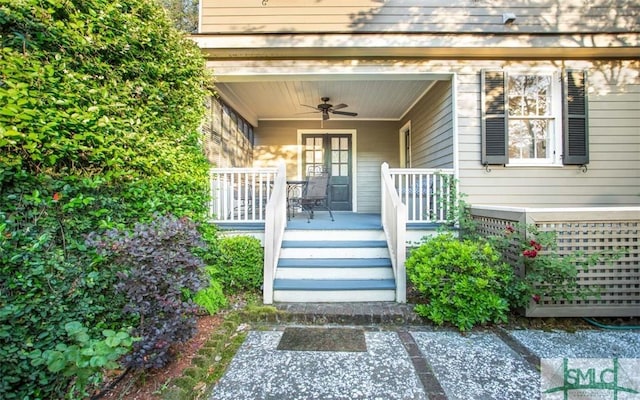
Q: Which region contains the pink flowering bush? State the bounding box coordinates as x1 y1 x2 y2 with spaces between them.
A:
490 224 612 309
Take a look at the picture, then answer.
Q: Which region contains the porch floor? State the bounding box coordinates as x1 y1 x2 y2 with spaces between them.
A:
216 211 441 232
287 211 381 230
287 211 441 231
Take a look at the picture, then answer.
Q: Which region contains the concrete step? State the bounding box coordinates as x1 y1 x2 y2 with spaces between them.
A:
275 228 395 302
273 279 396 303
278 258 392 268
280 240 389 259
283 229 386 241
281 240 388 248
276 258 393 280
279 247 389 259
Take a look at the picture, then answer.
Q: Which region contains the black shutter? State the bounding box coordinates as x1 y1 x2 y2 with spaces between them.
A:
563 70 589 165
481 70 508 165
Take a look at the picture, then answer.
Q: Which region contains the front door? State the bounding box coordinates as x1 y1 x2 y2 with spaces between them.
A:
302 134 352 211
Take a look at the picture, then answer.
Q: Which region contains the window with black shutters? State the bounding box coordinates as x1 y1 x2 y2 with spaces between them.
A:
481 69 588 167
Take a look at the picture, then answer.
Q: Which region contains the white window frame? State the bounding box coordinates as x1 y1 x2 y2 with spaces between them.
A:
505 70 563 167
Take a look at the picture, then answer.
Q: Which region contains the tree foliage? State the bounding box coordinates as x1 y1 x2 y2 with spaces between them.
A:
160 0 199 33
0 0 211 397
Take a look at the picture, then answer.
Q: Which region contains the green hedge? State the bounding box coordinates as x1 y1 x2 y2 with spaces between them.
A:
0 0 211 397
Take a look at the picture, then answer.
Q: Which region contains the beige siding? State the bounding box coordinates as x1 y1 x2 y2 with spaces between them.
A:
253 120 399 213
401 80 454 169
200 0 638 34
455 60 640 207
356 122 400 213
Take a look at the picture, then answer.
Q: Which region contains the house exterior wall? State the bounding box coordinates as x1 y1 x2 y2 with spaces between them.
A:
357 121 400 212
232 58 639 208
253 120 399 213
195 1 637 60
400 80 454 169
196 1 638 209
200 0 637 34
454 59 640 207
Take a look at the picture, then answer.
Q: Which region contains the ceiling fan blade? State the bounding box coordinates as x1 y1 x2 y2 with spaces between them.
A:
300 104 319 110
332 103 348 110
296 111 321 115
331 110 358 117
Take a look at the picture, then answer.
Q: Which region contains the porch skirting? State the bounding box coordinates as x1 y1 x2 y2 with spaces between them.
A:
468 206 640 318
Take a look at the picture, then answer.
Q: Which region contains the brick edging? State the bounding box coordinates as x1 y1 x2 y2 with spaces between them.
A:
397 329 448 400
492 327 541 369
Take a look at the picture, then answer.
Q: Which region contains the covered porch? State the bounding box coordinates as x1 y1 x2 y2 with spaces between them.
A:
209 164 457 304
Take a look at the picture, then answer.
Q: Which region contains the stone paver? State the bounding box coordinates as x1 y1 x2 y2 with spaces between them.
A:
209 330 426 400
412 331 540 400
210 303 640 400
509 330 640 358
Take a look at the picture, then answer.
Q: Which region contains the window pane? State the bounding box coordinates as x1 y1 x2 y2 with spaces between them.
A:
331 137 339 149
332 164 339 176
508 74 552 117
508 119 551 159
340 150 348 163
340 137 348 149
340 165 348 176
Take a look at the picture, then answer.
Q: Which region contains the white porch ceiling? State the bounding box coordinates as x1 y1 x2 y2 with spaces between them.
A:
213 74 441 126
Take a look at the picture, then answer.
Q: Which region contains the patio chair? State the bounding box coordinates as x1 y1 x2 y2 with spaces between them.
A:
300 171 334 222
286 180 307 220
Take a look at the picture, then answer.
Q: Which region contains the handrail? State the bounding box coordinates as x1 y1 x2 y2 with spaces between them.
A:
263 162 287 304
388 167 455 223
381 162 407 303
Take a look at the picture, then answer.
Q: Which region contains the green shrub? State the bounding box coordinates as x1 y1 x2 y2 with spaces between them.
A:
406 233 513 331
29 322 136 399
211 236 263 294
0 190 129 399
1 0 210 397
88 215 207 370
194 273 228 315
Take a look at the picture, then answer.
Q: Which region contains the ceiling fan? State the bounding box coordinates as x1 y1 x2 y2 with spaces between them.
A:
301 97 358 120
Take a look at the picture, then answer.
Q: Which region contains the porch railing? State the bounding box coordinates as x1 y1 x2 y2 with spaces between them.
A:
209 167 278 222
263 163 287 304
381 162 407 303
388 167 456 223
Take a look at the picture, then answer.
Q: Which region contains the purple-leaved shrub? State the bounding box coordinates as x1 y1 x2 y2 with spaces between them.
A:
88 214 206 369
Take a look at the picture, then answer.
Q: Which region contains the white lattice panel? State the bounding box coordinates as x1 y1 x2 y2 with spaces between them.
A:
469 207 640 317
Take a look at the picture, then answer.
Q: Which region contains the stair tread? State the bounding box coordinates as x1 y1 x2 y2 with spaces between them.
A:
273 279 396 291
278 258 392 268
282 240 387 248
